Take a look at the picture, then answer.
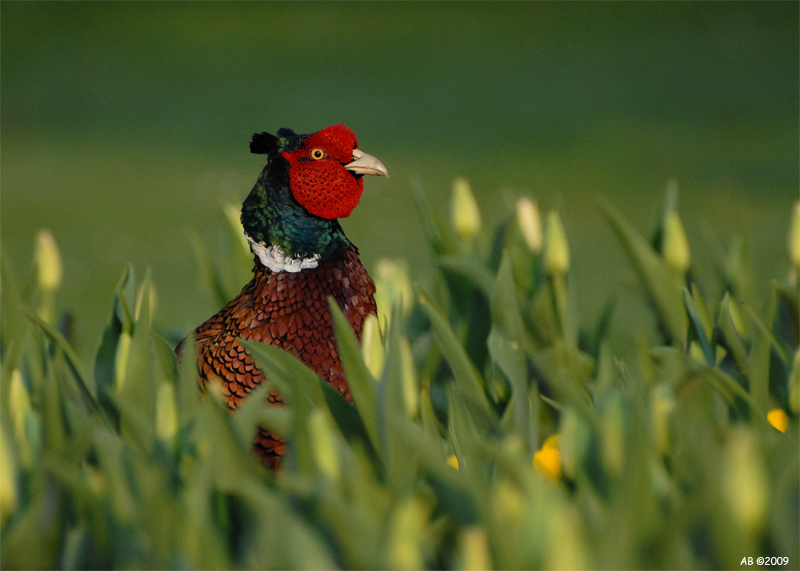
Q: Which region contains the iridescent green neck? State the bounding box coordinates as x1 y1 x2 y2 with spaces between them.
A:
240 156 351 261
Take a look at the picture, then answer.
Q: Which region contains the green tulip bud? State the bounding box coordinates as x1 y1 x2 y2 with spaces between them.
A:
35 229 62 294
546 504 587 570
309 410 340 482
789 200 800 270
559 407 589 480
224 203 251 256
0 424 17 524
9 370 38 469
788 349 799 414
156 382 178 444
723 429 768 535
400 337 418 417
662 211 691 276
601 394 626 477
451 177 481 240
361 313 385 380
456 525 492 571
114 331 132 390
544 211 570 276
494 479 526 523
651 383 675 455
373 258 413 331
388 497 427 570
516 197 543 253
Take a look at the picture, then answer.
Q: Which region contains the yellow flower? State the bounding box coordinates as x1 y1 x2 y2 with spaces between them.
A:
533 434 561 481
447 454 460 470
767 408 788 433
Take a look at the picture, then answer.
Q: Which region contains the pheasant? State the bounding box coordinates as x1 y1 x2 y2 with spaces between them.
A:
178 124 388 468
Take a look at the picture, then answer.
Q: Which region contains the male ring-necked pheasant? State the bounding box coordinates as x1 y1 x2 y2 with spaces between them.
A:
178 124 388 468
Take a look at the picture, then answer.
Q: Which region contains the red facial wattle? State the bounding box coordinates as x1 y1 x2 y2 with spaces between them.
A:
284 124 362 219
287 158 365 219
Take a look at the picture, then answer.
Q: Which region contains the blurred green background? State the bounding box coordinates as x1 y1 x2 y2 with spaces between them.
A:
2 2 797 360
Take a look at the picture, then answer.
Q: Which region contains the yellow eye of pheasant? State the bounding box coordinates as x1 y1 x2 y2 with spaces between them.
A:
310 148 326 160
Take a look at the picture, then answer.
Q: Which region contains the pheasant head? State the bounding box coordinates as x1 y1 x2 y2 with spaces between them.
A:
241 124 388 272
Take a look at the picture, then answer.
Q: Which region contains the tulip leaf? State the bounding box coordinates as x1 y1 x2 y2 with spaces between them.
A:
418 289 496 431
328 298 381 456
599 198 686 343
683 288 715 366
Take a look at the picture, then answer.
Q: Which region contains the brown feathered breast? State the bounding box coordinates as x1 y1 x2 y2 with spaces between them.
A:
188 244 377 467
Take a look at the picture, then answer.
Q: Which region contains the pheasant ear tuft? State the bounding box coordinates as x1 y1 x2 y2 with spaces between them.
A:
250 132 280 155
277 127 296 137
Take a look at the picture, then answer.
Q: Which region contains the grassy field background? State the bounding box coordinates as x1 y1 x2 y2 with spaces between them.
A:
2 2 797 361
2 4 799 569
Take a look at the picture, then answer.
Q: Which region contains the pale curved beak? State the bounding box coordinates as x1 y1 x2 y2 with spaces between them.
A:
346 149 389 178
